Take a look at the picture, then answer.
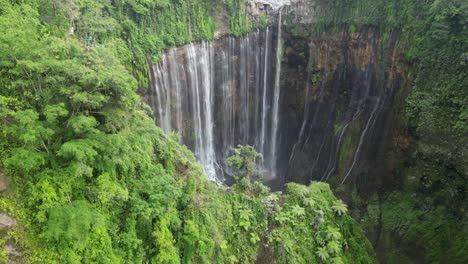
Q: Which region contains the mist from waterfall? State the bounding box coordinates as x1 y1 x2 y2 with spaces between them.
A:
150 27 282 183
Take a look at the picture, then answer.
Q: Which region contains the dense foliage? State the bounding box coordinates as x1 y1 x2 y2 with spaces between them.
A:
227 145 263 182
32 0 256 87
398 1 467 262
270 183 376 264
0 0 375 263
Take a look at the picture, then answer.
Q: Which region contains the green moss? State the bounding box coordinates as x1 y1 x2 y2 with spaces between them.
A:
334 123 343 133
0 239 7 263
259 14 268 30
312 72 321 84
225 0 251 37
338 133 352 171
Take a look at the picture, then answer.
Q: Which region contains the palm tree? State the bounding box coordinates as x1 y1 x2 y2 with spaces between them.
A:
226 145 262 182
331 257 345 264
316 246 329 262
327 240 341 254
291 205 305 218
326 227 342 241
331 200 348 216
303 197 316 208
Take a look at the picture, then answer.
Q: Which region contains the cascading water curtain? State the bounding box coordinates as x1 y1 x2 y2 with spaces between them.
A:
150 24 283 183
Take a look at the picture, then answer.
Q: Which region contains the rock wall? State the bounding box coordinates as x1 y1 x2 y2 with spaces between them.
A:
142 1 410 194
278 25 408 193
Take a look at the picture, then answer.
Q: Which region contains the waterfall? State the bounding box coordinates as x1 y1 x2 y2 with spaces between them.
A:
150 16 397 186
150 29 279 183
152 61 171 133
186 42 218 182
167 49 183 138
239 36 250 143
220 37 236 161
340 97 382 185
269 10 283 178
259 27 270 167
200 42 217 183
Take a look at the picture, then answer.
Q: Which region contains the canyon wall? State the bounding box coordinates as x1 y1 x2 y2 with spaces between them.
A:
143 16 408 193
280 25 408 192
142 16 405 260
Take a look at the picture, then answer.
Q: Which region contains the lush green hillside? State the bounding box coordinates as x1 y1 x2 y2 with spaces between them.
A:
0 1 375 263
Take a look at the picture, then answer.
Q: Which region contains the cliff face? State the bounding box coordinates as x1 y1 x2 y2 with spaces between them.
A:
143 17 409 195
279 25 409 193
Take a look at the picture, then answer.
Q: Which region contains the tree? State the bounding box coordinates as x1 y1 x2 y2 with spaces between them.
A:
152 217 180 264
291 205 306 218
327 240 341 254
331 200 348 216
226 145 263 182
316 246 329 262
326 227 342 241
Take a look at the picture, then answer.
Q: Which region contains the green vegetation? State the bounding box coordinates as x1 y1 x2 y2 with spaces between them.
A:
259 14 268 30
393 2 468 260
338 134 352 171
224 0 252 36
35 0 219 87
0 0 375 263
270 183 376 263
31 0 256 87
227 145 263 181
313 0 429 33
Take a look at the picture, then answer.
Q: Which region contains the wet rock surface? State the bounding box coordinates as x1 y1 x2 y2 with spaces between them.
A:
143 24 408 194
141 1 410 196
280 26 407 192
